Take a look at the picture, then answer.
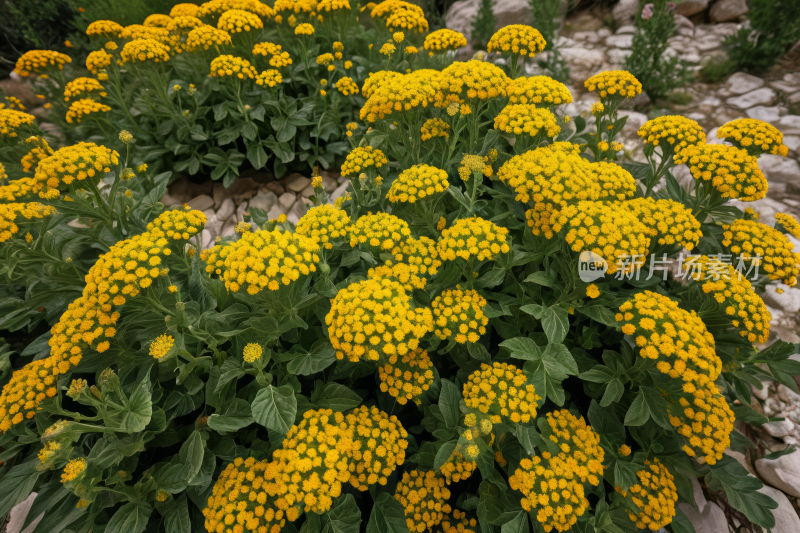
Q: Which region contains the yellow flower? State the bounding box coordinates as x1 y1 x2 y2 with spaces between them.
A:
85 49 112 74
65 98 111 124
380 42 396 55
340 146 388 177
170 3 201 17
378 347 434 405
487 25 546 58
346 406 408 490
295 23 315 35
437 216 510 262
717 118 789 157
218 8 263 33
243 343 262 362
722 219 800 286
618 459 678 531
584 70 642 100
119 38 171 64
361 70 403 99
349 212 410 255
623 197 702 251
326 277 432 362
394 470 451 533
149 334 174 358
386 164 449 204
404 45 418 54
506 76 572 107
420 118 450 141
61 458 86 483
675 143 767 202
494 104 560 139
295 204 351 249
509 411 604 533
63 77 106 102
209 54 258 79
256 69 283 87
0 203 56 243
138 163 148 172
198 0 274 18
775 213 800 239
120 24 172 44
439 450 477 484
34 142 119 199
360 70 440 122
618 444 631 456
371 0 429 33
591 102 604 115
14 50 72 77
593 161 636 201
424 28 467 55
86 20 124 39
638 115 706 155
0 108 35 139
119 130 134 144
586 284 600 299
393 32 405 43
143 14 173 28
435 60 509 106
437 217 446 231
463 362 539 427
253 42 292 67
185 26 232 52
432 288 488 344
336 76 359 96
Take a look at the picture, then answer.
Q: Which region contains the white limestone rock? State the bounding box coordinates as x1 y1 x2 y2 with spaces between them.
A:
756 449 800 498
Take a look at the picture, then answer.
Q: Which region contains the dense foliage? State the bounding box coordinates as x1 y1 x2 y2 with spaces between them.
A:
1 2 800 533
724 0 800 73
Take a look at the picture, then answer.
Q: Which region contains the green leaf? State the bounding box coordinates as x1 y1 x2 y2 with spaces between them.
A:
516 424 543 456
207 399 254 433
434 441 458 470
541 307 569 344
179 431 205 485
589 400 626 444
578 365 615 383
519 304 544 319
215 358 245 394
287 341 337 375
578 305 618 327
522 272 554 287
641 387 672 429
322 494 361 533
164 495 191 533
475 268 505 288
670 507 697 533
252 385 297 433
366 492 409 533
613 459 642 493
439 379 461 428
707 456 777 529
0 461 40 518
105 502 153 533
500 511 528 533
600 379 624 407
500 337 542 360
107 371 153 432
624 391 650 426
314 382 362 412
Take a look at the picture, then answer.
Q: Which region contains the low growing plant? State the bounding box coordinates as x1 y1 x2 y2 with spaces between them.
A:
1 8 799 533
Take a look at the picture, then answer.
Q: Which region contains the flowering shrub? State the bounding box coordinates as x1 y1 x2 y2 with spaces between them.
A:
1 11 798 533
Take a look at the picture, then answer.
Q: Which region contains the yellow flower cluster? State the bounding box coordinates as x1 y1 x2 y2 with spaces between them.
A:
584 70 642 100
463 362 539 427
144 14 173 27
202 229 320 293
380 43 396 56
326 277 432 362
378 347 434 405
775 213 800 239
440 510 477 533
421 118 450 141
0 177 37 203
218 8 264 33
722 219 800 286
623 197 702 250
394 470 452 533
497 146 598 238
14 50 72 77
380 236 441 290
34 142 119 199
256 69 283 87
274 0 317 16
340 146 388 177
317 0 351 12
435 60 509 106
594 161 636 201
439 450 476 484
554 201 650 275
638 116 706 155
199 0 273 18
617 290 734 463
424 29 467 55
210 54 258 79
170 3 201 17
438 217 510 262
66 98 111 124
119 38 171 64
350 212 411 254
61 458 86 483
86 20 124 38
186 26 233 52
119 24 172 44
371 0 429 33
494 105 560 139
21 136 54 174
295 204 350 249
0 202 57 242
487 25 546 58
362 70 402 99
253 42 293 67
243 343 262 362
387 164 449 204
149 333 174 359
346 406 409 490
717 118 789 157
432 288 488 344
63 77 106 102
336 76 359 95
507 76 573 107
675 143 767 201
0 109 35 138
295 23 315 35
618 459 678 531
509 411 604 533
166 16 205 49
360 70 439 121
85 49 113 74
